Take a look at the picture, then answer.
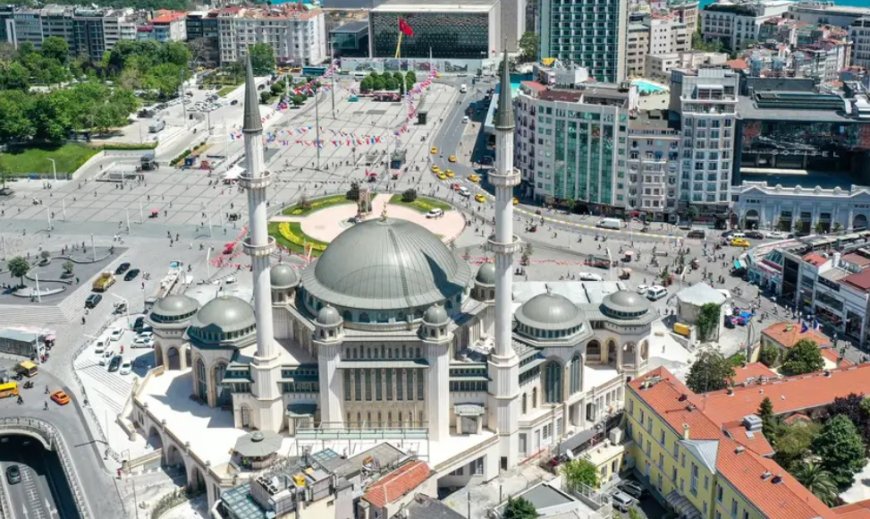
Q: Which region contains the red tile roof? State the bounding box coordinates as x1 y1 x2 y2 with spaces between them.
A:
152 10 186 24
821 347 853 368
762 322 831 349
731 362 776 386
834 499 870 518
726 58 749 70
803 252 829 266
841 253 870 269
842 268 870 291
363 460 430 509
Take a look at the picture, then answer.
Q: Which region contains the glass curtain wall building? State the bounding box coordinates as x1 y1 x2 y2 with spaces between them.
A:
538 0 628 83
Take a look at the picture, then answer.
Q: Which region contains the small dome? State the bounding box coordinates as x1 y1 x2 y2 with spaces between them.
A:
515 292 585 331
151 294 199 322
423 304 449 325
191 295 256 335
316 305 342 326
270 263 299 289
475 263 496 285
601 290 651 318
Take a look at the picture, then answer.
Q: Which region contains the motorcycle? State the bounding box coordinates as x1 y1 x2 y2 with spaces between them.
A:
23 381 33 390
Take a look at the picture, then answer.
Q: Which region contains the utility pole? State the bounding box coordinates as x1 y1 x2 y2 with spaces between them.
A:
314 85 321 171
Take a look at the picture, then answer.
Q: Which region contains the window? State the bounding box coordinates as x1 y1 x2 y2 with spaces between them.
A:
375 370 382 400
731 499 737 518
691 463 698 496
386 370 392 400
396 370 403 400
471 457 484 475
354 371 361 401
364 369 372 401
417 369 424 400
717 485 723 502
406 369 414 400
344 370 351 400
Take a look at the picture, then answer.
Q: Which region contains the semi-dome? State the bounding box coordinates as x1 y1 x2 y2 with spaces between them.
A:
316 305 342 326
151 294 199 322
475 263 496 286
601 290 651 320
301 218 472 312
190 295 256 335
270 263 299 289
515 292 585 331
423 304 449 325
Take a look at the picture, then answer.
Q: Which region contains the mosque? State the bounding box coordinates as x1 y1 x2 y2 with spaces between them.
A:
142 54 655 499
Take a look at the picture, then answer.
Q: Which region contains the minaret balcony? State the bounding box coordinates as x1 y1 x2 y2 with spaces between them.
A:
243 236 275 257
489 168 521 188
487 236 522 255
238 169 273 190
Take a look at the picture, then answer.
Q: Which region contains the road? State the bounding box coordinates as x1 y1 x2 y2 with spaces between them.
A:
0 435 79 519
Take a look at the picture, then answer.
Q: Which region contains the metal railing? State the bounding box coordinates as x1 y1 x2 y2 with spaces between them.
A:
0 416 93 518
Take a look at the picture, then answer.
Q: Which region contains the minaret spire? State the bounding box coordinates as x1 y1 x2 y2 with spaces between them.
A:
487 44 522 470
239 53 283 432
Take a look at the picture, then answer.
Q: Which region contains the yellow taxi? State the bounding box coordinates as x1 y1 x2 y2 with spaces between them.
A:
437 172 447 180
468 174 481 183
448 155 457 163
730 237 750 248
474 193 486 203
430 146 438 154
513 197 519 205
445 169 455 178
431 165 441 174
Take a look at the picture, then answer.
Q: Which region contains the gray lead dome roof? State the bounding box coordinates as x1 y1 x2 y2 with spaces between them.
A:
191 295 256 334
301 218 472 311
423 304 449 325
602 290 651 316
515 293 585 331
475 263 496 286
270 263 300 288
151 294 199 320
316 305 342 326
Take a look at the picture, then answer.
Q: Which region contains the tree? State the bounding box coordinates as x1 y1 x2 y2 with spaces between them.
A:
7 257 29 287
561 459 599 489
627 509 643 519
833 222 843 233
247 43 275 75
346 181 360 201
758 397 779 440
686 349 735 393
518 32 540 62
62 260 74 277
829 393 866 429
259 91 271 104
696 303 721 342
384 75 399 91
405 70 416 91
811 414 866 491
291 94 305 107
40 36 69 65
372 75 386 91
402 189 417 202
359 75 373 93
794 462 838 506
759 345 779 367
503 497 538 519
270 81 284 96
780 339 824 376
773 422 820 472
687 205 700 223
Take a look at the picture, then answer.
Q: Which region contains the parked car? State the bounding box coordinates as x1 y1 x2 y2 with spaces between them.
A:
124 269 140 281
578 272 604 281
765 230 786 239
686 229 706 239
50 390 70 405
119 361 132 375
133 336 154 348
646 285 668 301
108 355 122 372
745 230 764 239
99 349 114 365
115 262 131 275
636 284 650 295
426 208 444 219
610 490 636 512
5 465 20 484
617 480 646 500
94 339 107 354
109 327 123 342
133 316 145 333
85 294 102 309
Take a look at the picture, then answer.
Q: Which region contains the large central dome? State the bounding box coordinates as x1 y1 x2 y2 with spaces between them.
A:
300 217 472 312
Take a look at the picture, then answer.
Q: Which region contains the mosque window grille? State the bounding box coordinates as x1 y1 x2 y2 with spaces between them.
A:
449 380 487 392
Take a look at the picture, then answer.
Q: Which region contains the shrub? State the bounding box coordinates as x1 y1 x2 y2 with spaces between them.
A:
759 346 779 367
346 181 360 201
402 189 417 202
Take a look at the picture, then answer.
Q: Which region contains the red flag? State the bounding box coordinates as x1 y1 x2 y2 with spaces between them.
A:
399 17 414 37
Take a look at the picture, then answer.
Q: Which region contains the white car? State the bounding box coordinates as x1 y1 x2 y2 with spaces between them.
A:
99 349 114 366
578 272 604 282
94 339 107 354
765 231 786 239
132 336 154 348
119 361 132 375
108 328 123 342
426 208 444 219
458 186 470 197
137 331 153 341
636 284 650 295
646 285 668 301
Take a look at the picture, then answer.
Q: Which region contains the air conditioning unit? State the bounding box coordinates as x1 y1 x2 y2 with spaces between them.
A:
609 427 624 444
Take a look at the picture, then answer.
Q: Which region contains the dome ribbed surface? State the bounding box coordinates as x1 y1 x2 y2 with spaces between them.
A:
191 295 256 334
515 293 585 331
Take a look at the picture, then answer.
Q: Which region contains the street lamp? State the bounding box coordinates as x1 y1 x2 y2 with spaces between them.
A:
47 158 57 182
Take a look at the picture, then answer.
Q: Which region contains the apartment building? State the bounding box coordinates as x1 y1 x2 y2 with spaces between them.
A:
625 16 690 78
186 10 220 66
670 68 739 211
668 0 700 30
851 17 870 69
539 0 628 83
645 51 727 81
626 366 870 519
140 10 187 42
700 0 792 50
624 110 681 217
218 4 326 67
626 22 650 78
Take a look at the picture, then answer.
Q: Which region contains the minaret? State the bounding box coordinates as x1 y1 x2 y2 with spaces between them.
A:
487 49 521 470
240 56 283 432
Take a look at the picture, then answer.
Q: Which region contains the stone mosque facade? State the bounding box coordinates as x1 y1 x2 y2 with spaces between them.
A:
145 54 655 484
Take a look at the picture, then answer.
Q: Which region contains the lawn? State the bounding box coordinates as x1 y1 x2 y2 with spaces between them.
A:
269 221 328 256
388 194 452 213
281 194 352 217
218 85 240 97
0 143 99 177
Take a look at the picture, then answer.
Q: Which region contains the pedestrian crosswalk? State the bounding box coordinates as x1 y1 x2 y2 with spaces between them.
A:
77 364 133 401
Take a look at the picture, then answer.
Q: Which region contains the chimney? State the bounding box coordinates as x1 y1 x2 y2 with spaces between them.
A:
682 423 690 440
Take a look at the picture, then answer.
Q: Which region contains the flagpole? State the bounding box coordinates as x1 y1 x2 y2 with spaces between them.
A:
315 83 321 171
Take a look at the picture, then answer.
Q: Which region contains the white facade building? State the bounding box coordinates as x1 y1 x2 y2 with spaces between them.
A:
644 51 728 81
700 0 793 49
851 17 870 70
735 182 870 232
218 5 326 67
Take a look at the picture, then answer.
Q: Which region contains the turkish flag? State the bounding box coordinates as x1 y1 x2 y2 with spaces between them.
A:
399 17 414 37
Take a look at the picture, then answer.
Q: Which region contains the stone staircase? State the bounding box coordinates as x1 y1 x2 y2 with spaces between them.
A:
0 303 69 326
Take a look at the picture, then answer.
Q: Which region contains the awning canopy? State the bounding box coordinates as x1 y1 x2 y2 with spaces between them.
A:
233 431 282 458
666 491 702 519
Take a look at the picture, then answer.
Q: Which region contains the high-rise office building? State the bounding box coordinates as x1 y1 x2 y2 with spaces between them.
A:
538 0 628 83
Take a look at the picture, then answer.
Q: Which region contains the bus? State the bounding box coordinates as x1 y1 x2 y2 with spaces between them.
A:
16 361 38 378
0 382 19 398
302 66 327 77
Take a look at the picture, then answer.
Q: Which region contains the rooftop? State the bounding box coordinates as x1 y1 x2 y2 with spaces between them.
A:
761 321 831 348
371 0 498 13
362 460 431 508
730 362 777 385
842 268 870 291
841 253 870 270
736 92 852 122
405 493 465 519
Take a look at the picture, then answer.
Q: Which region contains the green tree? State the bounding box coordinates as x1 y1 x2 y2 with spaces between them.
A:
794 462 838 506
291 94 305 107
686 349 735 394
519 31 540 62
259 91 271 104
780 339 824 376
503 497 538 519
247 43 275 75
405 70 416 91
758 397 780 440
687 205 700 222
40 36 69 65
773 422 821 472
561 459 599 489
372 75 386 91
402 188 417 202
7 257 29 287
811 414 866 490
392 71 405 94
0 90 35 143
759 346 779 367
692 31 724 53
0 61 30 90
696 303 721 341
384 75 398 90
627 509 643 519
359 75 373 92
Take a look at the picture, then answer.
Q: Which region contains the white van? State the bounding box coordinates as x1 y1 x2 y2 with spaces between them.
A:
597 218 624 230
646 285 668 301
459 84 467 93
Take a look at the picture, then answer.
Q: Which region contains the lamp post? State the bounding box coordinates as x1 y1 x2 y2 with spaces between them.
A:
47 158 56 182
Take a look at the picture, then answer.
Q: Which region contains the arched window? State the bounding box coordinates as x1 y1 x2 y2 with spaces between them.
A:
195 358 207 402
532 387 538 408
587 340 601 359
570 354 581 394
544 361 562 404
522 393 527 414
214 361 230 406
